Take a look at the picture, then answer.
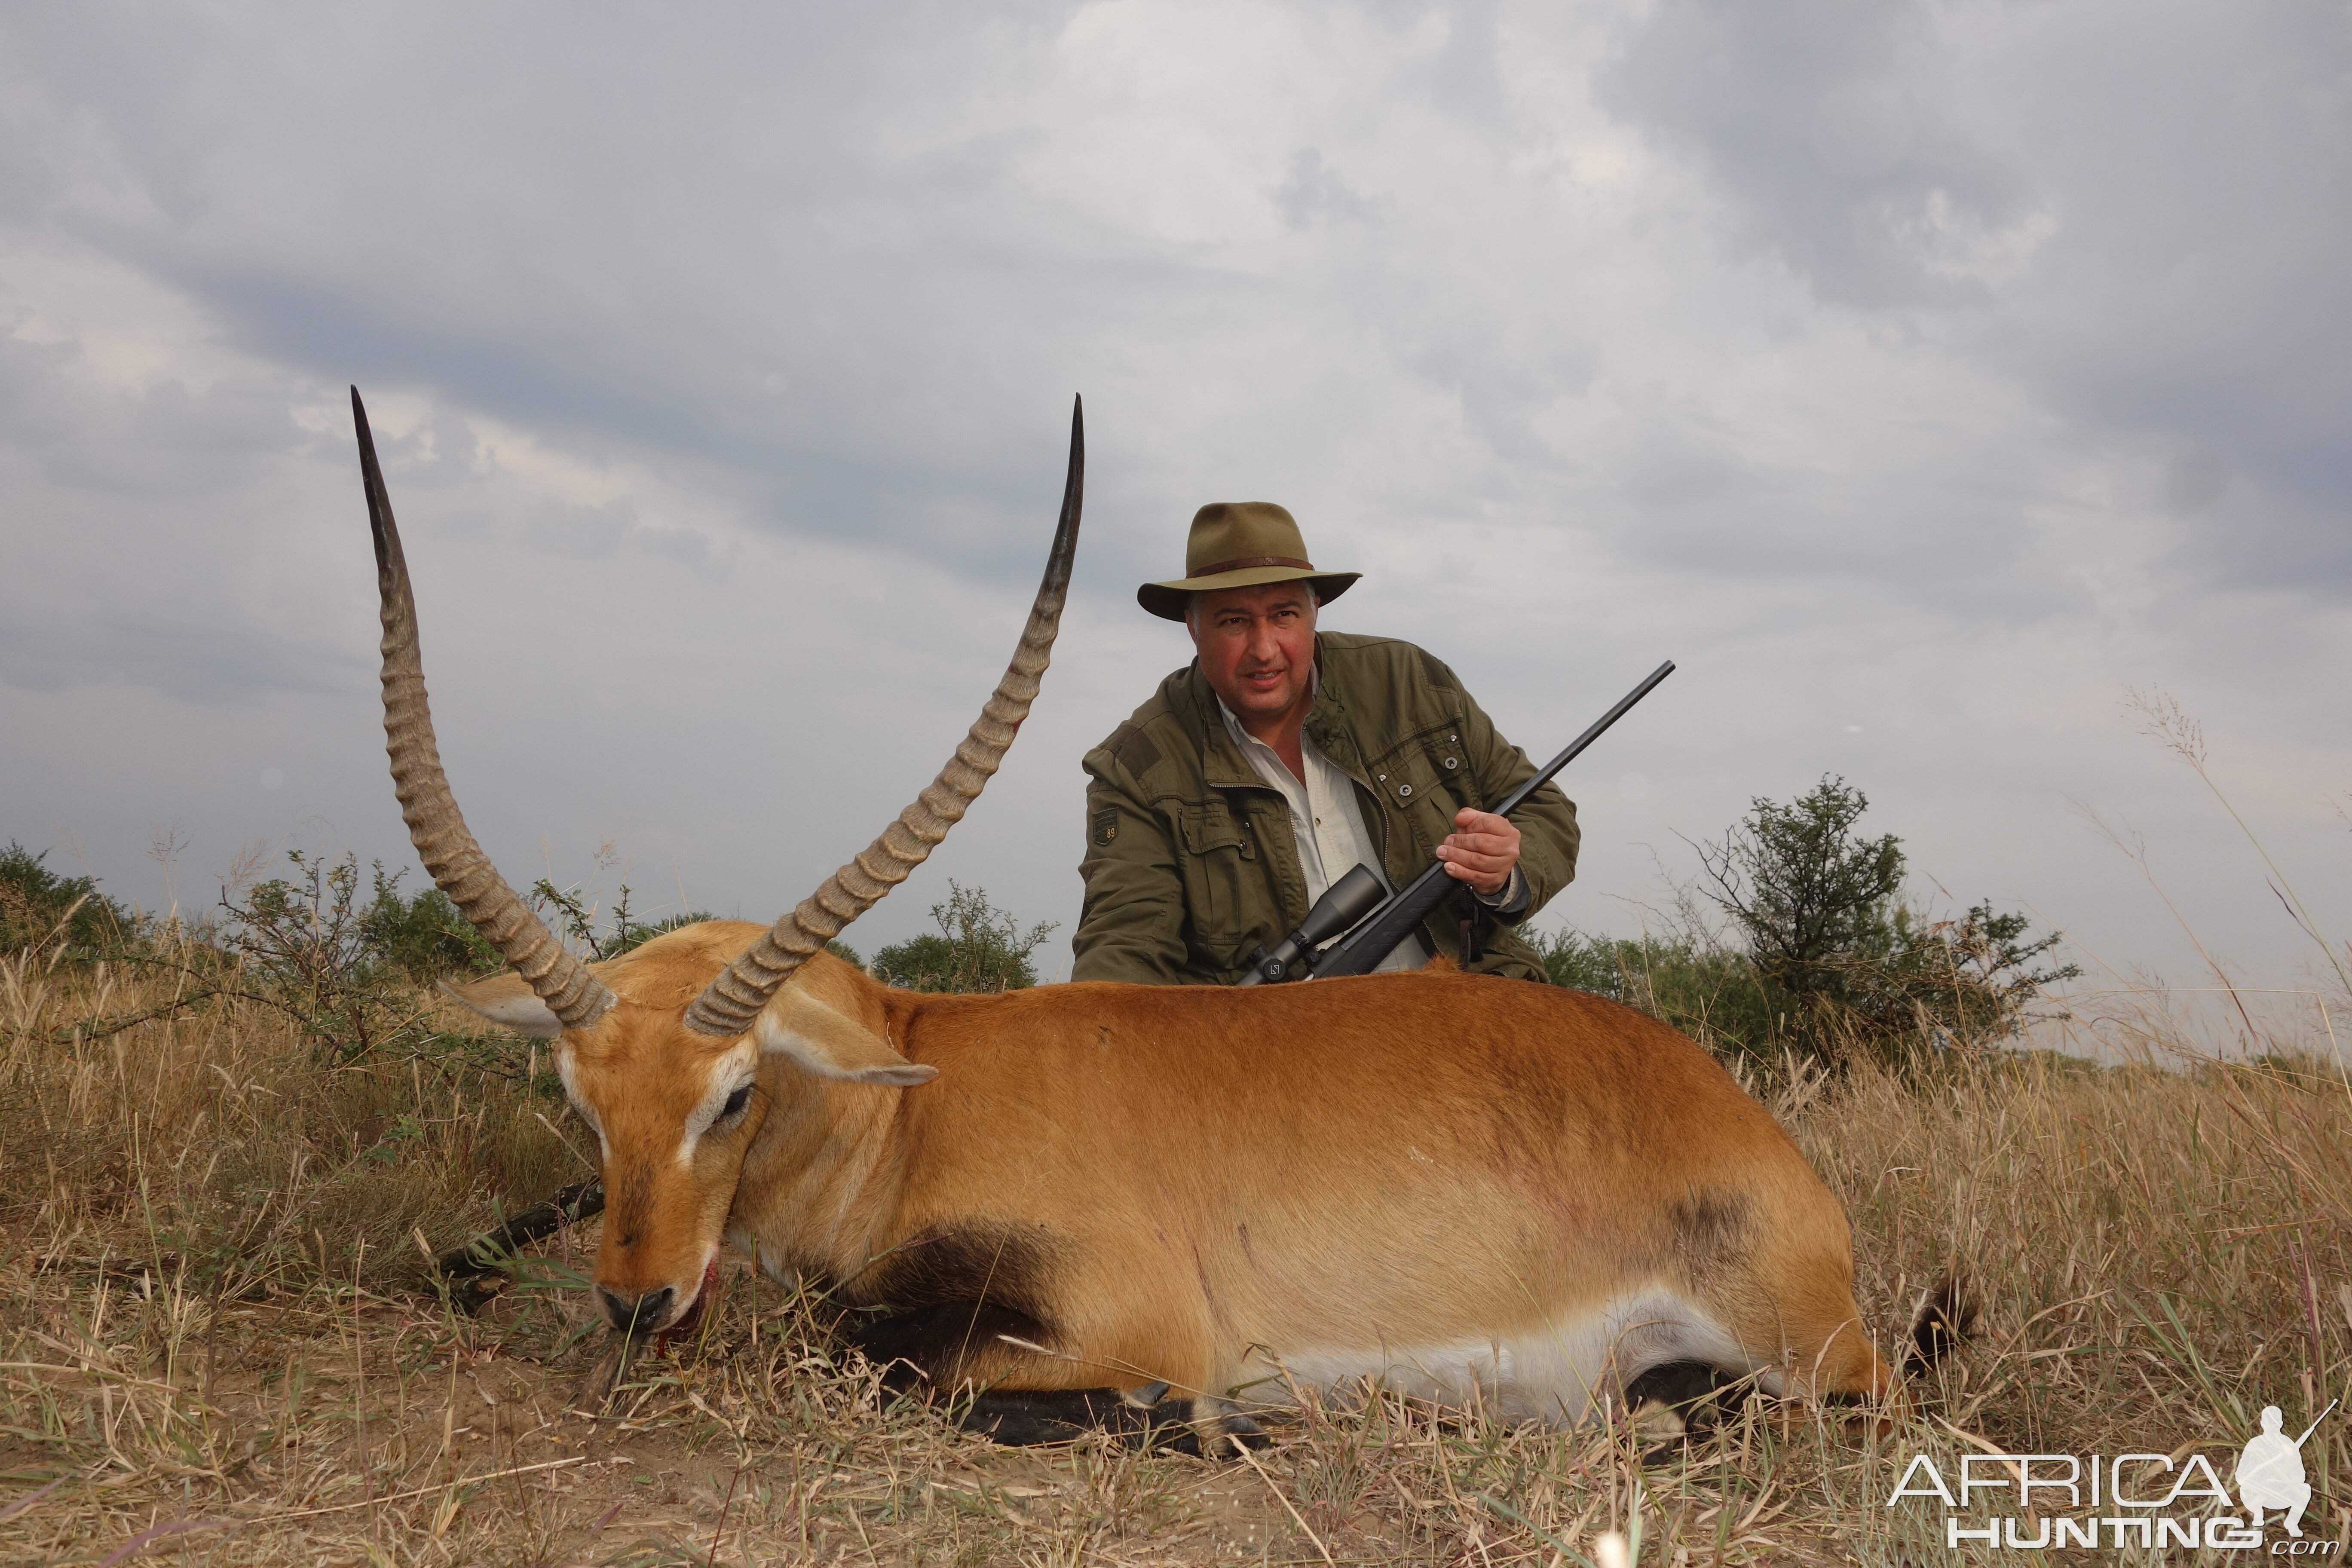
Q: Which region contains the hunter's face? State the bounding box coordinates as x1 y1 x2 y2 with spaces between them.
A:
1190 583 1317 727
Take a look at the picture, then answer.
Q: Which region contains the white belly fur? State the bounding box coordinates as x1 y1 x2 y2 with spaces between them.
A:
1258 1288 1774 1426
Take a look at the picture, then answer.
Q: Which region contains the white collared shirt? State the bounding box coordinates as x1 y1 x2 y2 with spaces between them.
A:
1214 695 1428 974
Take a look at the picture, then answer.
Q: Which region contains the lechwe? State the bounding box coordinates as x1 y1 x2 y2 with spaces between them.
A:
351 388 1962 1449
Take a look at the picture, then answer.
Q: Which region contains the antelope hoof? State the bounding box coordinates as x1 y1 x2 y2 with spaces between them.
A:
1177 1402 1271 1460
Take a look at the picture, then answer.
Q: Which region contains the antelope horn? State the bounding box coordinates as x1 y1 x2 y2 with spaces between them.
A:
352 387 616 1030
684 395 1085 1037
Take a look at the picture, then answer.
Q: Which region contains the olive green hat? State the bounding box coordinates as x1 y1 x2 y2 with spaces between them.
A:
1136 502 1361 622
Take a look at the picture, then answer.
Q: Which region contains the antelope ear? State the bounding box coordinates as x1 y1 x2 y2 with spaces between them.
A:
755 986 937 1087
441 974 565 1038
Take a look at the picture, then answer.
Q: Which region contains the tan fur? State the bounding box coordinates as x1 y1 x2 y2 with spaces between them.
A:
452 921 1892 1420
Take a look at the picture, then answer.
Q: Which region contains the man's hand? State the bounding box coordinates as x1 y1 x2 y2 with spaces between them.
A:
1436 808 1519 897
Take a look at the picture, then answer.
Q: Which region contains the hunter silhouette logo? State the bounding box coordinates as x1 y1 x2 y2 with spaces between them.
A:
2239 1402 2331 1539
1885 1398 2338 1552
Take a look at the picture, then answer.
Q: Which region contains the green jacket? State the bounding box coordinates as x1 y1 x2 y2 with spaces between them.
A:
1073 632 1579 985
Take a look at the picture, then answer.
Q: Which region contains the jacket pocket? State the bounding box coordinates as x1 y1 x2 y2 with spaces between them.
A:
1176 801 1261 966
1420 731 1482 813
1364 725 1474 854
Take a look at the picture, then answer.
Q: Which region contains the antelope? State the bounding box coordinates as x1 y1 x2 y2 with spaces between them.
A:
351 387 1961 1449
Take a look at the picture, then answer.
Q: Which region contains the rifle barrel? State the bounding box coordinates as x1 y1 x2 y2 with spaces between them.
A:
1497 658 1677 818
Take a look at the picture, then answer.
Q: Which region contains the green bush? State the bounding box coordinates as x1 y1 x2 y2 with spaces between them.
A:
0 841 133 958
527 878 710 961
1695 775 1905 1016
1831 897 2079 1046
872 882 1055 994
1527 927 1788 1061
361 866 504 980
1534 778 2076 1072
522 881 859 966
216 851 439 1060
1523 926 1631 999
210 852 614 1061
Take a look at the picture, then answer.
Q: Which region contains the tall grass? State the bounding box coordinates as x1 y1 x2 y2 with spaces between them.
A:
0 931 581 1297
3 916 2345 1563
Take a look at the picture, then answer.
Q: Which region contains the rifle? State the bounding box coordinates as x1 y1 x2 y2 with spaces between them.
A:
1236 660 1675 986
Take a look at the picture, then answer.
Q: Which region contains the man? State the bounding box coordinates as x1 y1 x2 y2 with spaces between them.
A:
1073 501 1579 984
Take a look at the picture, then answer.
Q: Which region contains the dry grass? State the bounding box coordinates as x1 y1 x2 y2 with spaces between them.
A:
3 944 2347 1565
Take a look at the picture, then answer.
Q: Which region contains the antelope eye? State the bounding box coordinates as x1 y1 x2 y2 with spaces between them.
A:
719 1084 753 1123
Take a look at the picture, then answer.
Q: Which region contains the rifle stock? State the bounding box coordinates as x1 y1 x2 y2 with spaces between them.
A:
1302 659 1675 981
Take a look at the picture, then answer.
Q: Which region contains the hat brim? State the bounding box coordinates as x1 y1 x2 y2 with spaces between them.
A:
1137 565 1361 622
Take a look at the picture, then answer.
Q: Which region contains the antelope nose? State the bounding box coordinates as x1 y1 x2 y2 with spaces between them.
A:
599 1286 676 1334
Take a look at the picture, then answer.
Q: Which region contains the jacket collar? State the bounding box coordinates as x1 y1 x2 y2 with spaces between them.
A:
1302 677 1366 779
1178 659 1265 790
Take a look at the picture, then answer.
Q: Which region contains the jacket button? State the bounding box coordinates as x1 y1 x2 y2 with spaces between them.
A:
1443 757 1458 770
1397 784 1413 798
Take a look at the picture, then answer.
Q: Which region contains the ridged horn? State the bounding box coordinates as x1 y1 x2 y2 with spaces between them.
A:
684 395 1085 1037
352 387 616 1031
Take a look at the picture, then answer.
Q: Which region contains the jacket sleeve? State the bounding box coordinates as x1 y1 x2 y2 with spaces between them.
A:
1434 656 1579 927
1072 739 1195 983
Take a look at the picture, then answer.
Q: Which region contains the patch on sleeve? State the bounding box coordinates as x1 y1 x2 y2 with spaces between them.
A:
1091 807 1119 847
1114 729 1163 779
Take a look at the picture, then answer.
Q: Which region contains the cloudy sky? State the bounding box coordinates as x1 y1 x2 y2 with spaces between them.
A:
5 2 2347 1008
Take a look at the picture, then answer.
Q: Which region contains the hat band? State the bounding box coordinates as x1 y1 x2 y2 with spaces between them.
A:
1186 554 1314 579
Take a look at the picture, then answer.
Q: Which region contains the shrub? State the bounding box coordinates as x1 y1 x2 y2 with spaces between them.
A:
527 878 704 961
522 882 861 965
360 865 503 980
1695 776 1905 1015
214 855 859 1059
215 851 436 1060
1528 926 1788 1061
1525 925 1632 999
1537 778 2077 1071
0 840 133 958
208 851 627 1060
872 882 1055 994
1832 897 2079 1046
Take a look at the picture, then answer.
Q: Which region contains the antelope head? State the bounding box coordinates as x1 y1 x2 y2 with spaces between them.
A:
350 388 1082 1337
